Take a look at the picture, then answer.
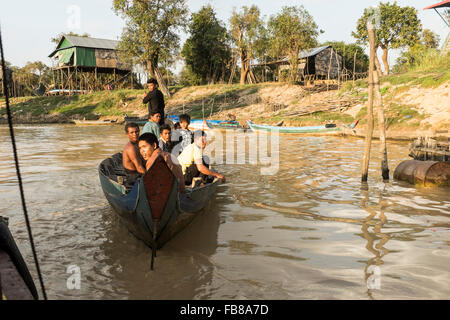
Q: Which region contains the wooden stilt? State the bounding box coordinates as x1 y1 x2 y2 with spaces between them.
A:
75 67 78 92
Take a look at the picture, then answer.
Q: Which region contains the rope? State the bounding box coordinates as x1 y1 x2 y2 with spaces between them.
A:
0 28 47 300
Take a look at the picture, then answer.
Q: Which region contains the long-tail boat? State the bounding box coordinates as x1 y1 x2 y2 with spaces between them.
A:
247 120 357 135
98 153 220 268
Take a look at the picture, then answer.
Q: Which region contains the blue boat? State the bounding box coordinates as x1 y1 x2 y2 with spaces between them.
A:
247 120 358 135
168 115 240 129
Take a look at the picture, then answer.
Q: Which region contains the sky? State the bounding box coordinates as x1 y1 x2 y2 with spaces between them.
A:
0 0 448 73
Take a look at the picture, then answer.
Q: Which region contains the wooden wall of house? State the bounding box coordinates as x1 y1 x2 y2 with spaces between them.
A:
314 47 343 78
95 49 130 71
95 49 118 69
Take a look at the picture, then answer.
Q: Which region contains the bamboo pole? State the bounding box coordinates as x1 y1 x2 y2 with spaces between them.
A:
209 98 214 119
373 61 389 180
202 98 205 120
327 48 333 92
361 21 376 182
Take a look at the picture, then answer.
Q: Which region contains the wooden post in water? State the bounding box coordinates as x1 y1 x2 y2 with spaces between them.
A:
361 21 376 182
373 60 389 180
202 98 205 120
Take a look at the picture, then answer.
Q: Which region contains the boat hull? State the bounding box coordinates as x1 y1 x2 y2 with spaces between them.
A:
0 217 38 300
73 120 117 126
99 153 219 249
247 120 344 135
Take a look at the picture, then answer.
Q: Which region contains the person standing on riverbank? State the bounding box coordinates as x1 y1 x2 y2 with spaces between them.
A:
142 78 165 126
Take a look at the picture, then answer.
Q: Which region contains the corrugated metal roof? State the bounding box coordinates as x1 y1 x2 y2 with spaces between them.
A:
64 35 119 50
49 35 119 57
278 46 331 62
299 45 331 58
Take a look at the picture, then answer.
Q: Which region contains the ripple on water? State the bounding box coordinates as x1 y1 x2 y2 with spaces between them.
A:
1 125 449 299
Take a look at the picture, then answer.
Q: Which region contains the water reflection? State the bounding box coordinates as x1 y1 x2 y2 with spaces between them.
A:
96 188 227 299
360 185 390 300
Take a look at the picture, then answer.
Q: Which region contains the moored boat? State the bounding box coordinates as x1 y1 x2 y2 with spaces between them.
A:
124 116 216 130
168 115 239 130
247 120 357 135
98 153 220 263
124 116 147 126
73 119 118 126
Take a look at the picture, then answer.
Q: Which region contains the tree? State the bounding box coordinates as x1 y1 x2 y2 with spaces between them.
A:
181 5 231 85
352 2 422 75
51 32 90 45
421 29 440 49
229 5 266 84
178 65 202 86
0 60 11 68
268 6 319 83
322 41 369 73
392 29 441 72
24 61 50 86
113 0 188 96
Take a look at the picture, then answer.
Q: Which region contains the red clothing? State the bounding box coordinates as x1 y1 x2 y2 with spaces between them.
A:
145 149 186 193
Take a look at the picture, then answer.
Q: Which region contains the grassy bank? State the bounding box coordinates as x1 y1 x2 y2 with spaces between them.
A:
1 53 448 137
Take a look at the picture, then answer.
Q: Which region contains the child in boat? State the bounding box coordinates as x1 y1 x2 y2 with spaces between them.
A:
159 124 173 153
122 123 146 190
172 114 193 155
142 111 161 137
138 132 186 193
177 130 225 186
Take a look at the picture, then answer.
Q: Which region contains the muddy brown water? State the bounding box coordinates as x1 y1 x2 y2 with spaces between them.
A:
0 124 449 299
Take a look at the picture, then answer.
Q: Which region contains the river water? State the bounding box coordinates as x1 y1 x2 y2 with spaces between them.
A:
0 124 449 300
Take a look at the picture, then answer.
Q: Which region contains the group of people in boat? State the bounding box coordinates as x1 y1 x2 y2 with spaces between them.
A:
122 78 225 192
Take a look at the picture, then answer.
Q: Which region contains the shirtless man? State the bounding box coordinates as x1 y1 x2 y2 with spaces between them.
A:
122 123 146 190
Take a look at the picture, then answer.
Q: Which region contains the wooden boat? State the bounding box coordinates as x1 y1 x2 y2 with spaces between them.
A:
0 216 39 300
168 115 239 130
73 119 118 126
187 120 214 131
98 153 220 266
124 116 147 126
124 116 215 131
247 120 356 135
210 120 240 129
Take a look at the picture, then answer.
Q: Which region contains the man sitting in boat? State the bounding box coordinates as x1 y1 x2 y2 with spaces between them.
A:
138 133 186 194
177 130 225 186
123 123 146 190
159 124 173 153
142 111 161 137
172 114 193 155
